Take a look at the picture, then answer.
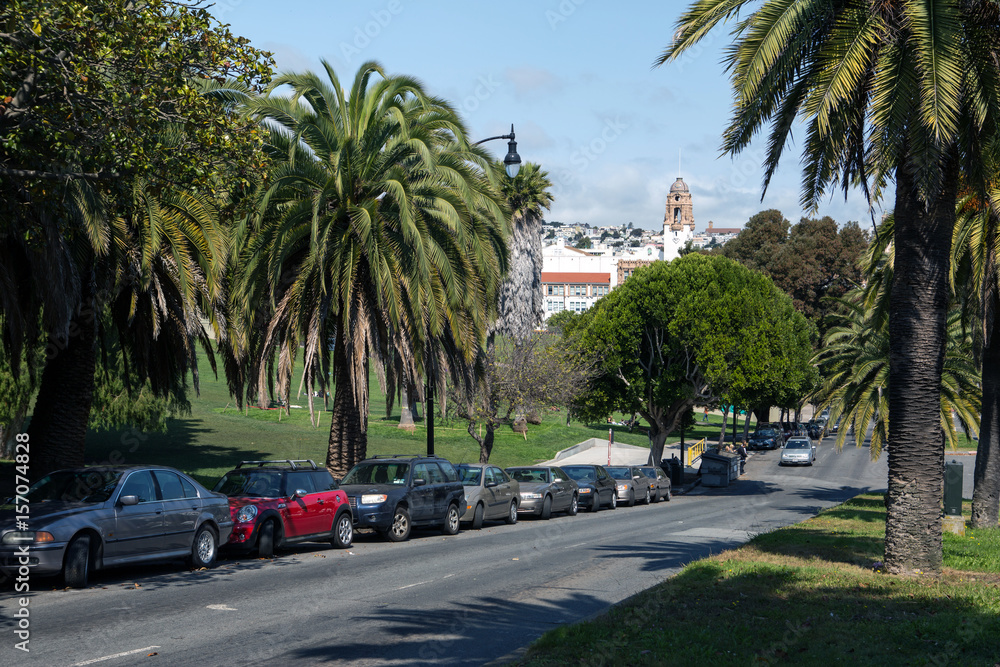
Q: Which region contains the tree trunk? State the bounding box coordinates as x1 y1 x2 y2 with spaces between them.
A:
326 340 367 479
478 421 497 464
647 421 667 465
972 301 1000 527
884 162 954 575
742 412 752 440
717 406 729 446
27 275 98 480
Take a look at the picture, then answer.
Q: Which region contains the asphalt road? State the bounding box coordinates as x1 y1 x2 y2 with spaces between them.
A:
0 438 888 666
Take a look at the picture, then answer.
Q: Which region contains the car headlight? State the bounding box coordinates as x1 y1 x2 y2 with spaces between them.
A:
578 488 592 494
2 531 55 545
521 492 542 499
361 494 388 504
616 484 629 492
236 505 258 523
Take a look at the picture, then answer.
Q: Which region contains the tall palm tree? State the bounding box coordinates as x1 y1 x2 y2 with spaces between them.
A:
494 162 554 340
952 185 1000 527
235 61 509 477
659 0 1000 575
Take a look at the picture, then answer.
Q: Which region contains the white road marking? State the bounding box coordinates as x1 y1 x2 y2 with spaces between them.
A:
206 604 237 611
397 580 431 590
72 646 161 666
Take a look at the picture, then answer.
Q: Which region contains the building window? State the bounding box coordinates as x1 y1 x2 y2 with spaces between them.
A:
547 300 564 313
568 300 588 313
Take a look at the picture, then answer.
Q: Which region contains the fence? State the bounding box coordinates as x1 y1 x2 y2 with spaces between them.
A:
686 438 706 467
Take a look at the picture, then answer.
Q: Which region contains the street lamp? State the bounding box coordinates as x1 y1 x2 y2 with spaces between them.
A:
425 125 522 456
474 124 521 178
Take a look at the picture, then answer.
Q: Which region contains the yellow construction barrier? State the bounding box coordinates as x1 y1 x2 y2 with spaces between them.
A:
686 438 706 467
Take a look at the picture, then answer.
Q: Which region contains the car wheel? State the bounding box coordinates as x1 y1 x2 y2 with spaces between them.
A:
257 519 276 558
442 503 461 535
589 494 601 512
650 488 660 503
642 488 651 505
540 495 553 520
609 491 618 510
331 512 353 549
505 500 518 525
472 502 485 530
626 489 636 508
63 535 91 589
386 506 411 542
664 485 672 501
567 494 578 516
190 525 218 569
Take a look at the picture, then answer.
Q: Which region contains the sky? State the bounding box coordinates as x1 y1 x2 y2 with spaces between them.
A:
215 0 885 232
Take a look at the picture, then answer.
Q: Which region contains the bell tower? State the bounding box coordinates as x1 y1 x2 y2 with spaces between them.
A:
663 177 695 233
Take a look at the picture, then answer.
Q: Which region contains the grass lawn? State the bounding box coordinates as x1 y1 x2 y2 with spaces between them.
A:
511 495 1000 667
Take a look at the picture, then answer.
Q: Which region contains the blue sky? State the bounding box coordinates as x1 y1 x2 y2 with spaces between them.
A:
216 0 884 232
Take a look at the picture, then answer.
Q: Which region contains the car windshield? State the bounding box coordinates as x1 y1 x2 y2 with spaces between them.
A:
26 470 124 504
605 467 631 478
639 467 656 478
785 440 811 449
509 468 549 483
455 466 482 486
755 428 778 437
342 462 410 486
563 467 595 482
214 471 284 498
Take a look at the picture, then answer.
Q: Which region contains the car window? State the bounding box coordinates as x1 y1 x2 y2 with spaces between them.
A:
564 468 595 483
153 471 185 500
550 469 564 482
179 475 200 498
484 468 497 486
289 472 318 494
311 471 336 491
26 470 123 504
426 463 446 485
494 468 511 483
119 471 157 503
606 467 629 478
342 462 409 486
785 440 810 449
596 468 609 480
437 460 459 483
456 466 482 487
214 471 283 498
413 463 432 485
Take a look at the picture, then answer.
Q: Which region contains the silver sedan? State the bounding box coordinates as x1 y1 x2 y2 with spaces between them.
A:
456 464 520 529
0 465 233 588
780 437 817 466
505 467 579 519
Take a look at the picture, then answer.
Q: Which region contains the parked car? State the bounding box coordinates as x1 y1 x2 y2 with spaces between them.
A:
506 466 579 519
213 459 353 557
455 464 520 528
0 465 233 588
639 466 672 502
339 456 464 542
748 426 783 451
560 465 618 512
605 466 653 506
806 419 825 440
780 437 817 466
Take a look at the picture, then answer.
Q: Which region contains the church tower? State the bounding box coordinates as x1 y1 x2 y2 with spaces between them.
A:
662 177 695 261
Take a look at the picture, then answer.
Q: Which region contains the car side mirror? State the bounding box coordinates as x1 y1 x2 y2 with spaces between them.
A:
119 495 139 506
413 478 427 487
485 481 498 488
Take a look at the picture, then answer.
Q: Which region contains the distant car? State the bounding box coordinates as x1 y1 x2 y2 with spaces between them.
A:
506 466 579 519
748 427 783 451
819 407 831 421
0 465 233 588
605 466 653 506
639 466 672 502
455 464 520 528
830 416 841 434
806 419 825 440
560 465 618 511
339 456 464 542
780 437 817 466
213 459 353 557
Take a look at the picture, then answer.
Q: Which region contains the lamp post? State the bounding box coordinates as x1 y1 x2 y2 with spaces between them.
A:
425 125 521 456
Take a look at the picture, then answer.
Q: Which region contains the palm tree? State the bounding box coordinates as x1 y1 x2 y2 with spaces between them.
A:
952 187 1000 527
659 0 1000 575
235 61 509 477
494 162 554 340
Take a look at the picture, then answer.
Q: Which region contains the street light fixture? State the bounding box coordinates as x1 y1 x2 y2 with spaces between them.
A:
474 124 521 178
425 125 522 456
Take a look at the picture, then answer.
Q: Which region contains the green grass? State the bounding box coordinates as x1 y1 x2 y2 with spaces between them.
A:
511 495 1000 667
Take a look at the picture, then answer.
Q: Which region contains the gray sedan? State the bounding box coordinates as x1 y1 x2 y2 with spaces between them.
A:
606 466 653 506
780 437 817 466
456 464 520 529
505 466 579 519
0 465 233 588
638 466 672 502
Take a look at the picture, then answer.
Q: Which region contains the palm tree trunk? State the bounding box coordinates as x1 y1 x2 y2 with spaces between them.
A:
971 301 1000 528
884 162 955 575
326 338 367 479
27 274 98 480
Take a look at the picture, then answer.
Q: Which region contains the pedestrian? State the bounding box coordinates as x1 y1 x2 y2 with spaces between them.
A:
736 440 748 475
703 406 709 423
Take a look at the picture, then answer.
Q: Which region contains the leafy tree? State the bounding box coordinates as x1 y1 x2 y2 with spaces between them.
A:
545 310 580 335
660 0 1000 576
569 255 814 464
232 61 509 477
720 210 790 272
575 237 593 250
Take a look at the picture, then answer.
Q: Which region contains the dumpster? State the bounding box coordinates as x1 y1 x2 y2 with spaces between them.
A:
944 460 963 516
699 451 732 487
660 456 684 487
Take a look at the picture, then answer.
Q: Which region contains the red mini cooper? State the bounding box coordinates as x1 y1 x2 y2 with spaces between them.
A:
213 460 353 557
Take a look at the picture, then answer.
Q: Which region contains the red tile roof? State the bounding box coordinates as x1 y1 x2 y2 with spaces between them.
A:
541 272 610 284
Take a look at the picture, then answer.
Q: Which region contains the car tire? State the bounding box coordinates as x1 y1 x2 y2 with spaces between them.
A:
589 494 601 512
642 489 651 505
63 535 91 589
609 491 618 510
505 500 518 525
626 489 636 508
664 485 672 501
650 488 660 503
257 519 276 558
567 494 578 516
386 506 411 542
540 495 553 520
331 511 353 549
442 503 461 535
190 525 218 569
472 503 485 530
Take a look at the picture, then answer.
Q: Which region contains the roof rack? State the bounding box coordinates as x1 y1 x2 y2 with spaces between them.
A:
235 459 319 470
370 454 413 459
